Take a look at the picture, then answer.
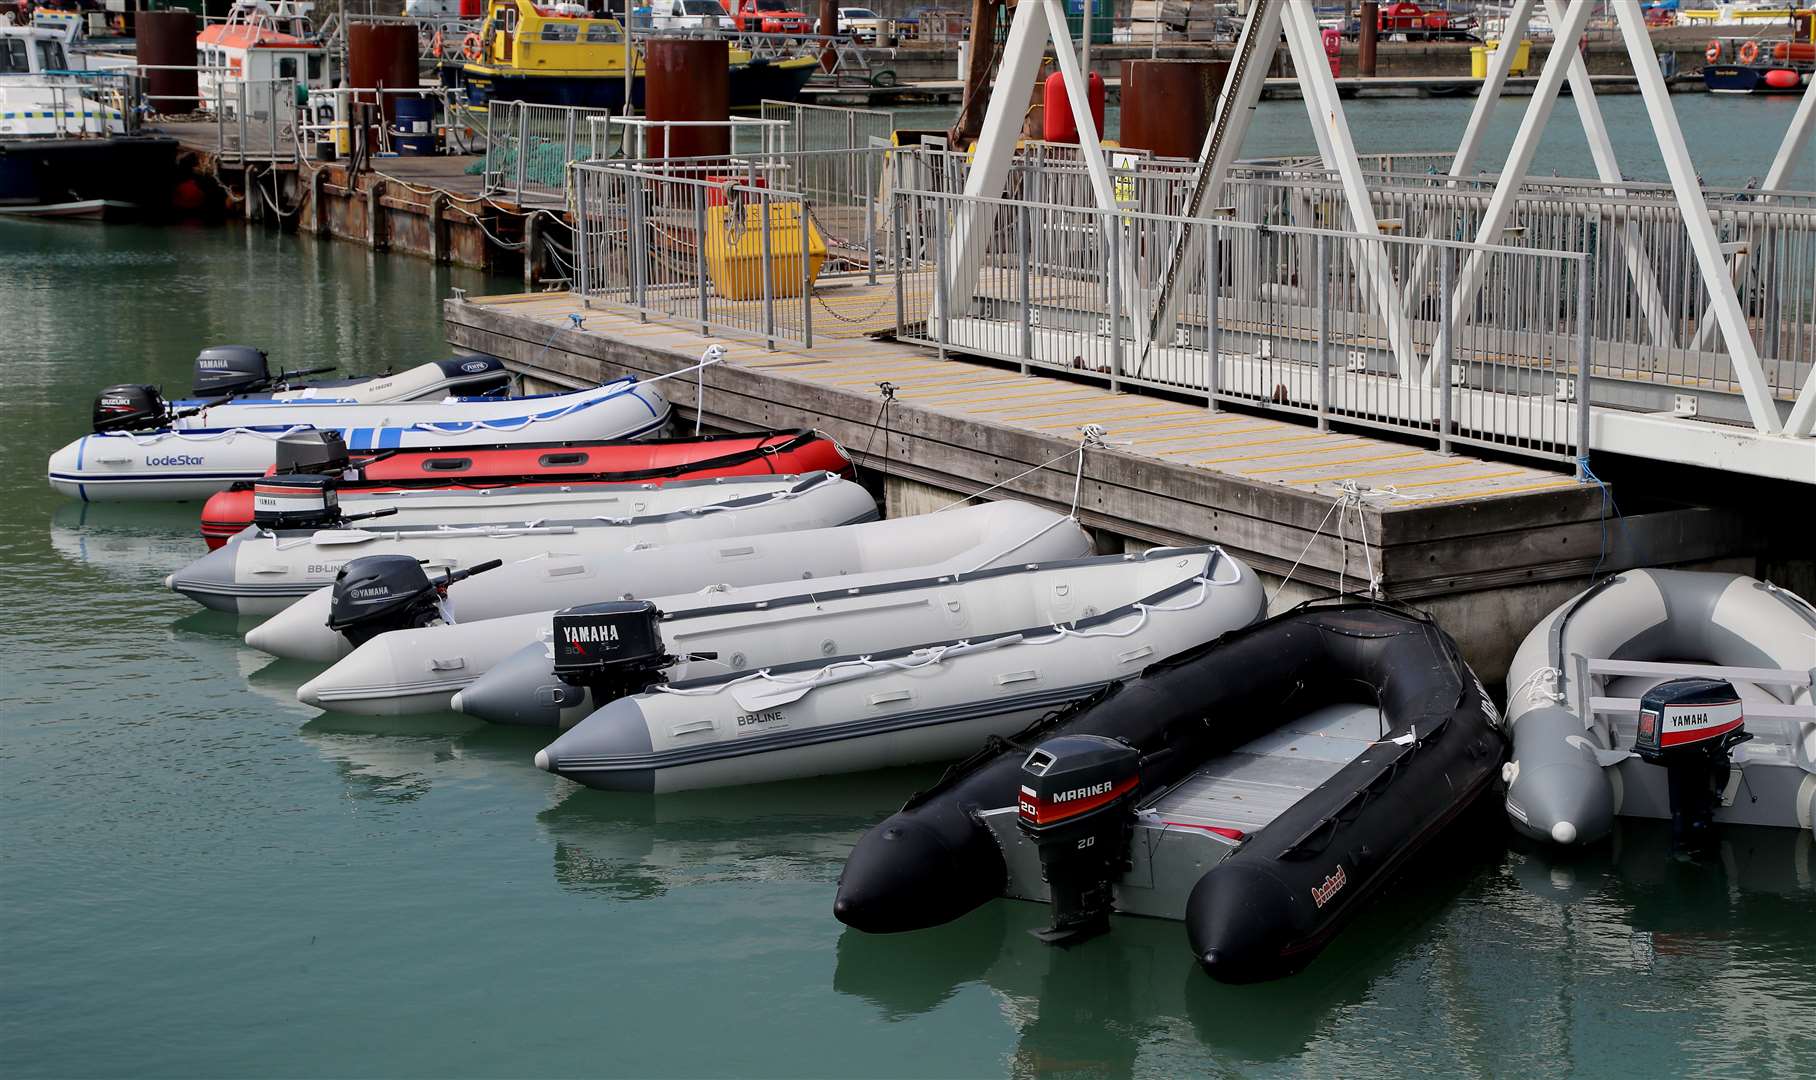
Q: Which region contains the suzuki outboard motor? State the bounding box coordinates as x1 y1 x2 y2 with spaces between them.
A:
251 474 341 530
274 430 351 476
1633 677 1751 849
193 346 273 397
92 384 169 433
1017 734 1141 945
550 601 674 707
326 555 502 647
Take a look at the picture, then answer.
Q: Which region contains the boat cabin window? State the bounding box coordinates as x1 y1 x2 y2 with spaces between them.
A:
583 22 623 42
277 56 299 81
36 39 68 71
540 22 580 41
0 39 29 74
307 54 324 82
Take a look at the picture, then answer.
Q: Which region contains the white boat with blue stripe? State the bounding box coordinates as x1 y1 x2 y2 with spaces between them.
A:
47 376 669 501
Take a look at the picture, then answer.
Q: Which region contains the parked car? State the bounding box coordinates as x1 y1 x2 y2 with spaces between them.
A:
654 0 736 30
838 6 885 43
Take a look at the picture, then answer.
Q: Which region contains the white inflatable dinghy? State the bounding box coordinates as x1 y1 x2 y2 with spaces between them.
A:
181 346 513 404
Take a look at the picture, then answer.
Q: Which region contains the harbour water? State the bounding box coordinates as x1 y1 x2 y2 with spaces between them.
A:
4 95 1815 1078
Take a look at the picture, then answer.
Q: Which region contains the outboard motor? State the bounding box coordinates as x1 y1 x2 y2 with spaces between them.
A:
274 430 351 477
193 346 273 397
252 474 341 530
326 555 502 647
1016 734 1142 946
550 601 675 707
92 384 169 433
1633 677 1751 849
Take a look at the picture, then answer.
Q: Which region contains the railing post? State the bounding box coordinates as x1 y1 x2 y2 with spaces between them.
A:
1207 221 1220 412
694 181 709 333
864 144 877 286
514 104 529 204
1107 212 1122 392
1317 232 1330 432
236 82 247 167
629 175 647 319
932 192 949 359
1575 254 1593 478
1438 245 1454 456
893 189 906 335
575 169 590 305
1018 202 1032 372
799 195 814 350
760 188 777 350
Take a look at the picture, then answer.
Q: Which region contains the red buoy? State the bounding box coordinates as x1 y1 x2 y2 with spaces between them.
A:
1763 68 1802 90
1042 70 1106 145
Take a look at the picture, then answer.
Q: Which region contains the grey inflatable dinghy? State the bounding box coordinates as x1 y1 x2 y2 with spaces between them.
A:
1502 570 1816 847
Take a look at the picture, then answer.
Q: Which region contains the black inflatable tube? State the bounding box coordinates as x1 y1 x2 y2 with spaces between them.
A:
832 602 1506 983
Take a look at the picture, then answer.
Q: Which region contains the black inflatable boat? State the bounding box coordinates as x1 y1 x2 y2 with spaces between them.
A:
833 602 1507 983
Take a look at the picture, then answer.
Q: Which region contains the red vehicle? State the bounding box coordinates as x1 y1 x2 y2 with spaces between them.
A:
197 430 850 546
1347 2 1480 42
720 0 815 36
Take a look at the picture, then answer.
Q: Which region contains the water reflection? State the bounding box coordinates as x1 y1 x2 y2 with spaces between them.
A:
536 770 936 900
297 707 550 804
47 500 209 582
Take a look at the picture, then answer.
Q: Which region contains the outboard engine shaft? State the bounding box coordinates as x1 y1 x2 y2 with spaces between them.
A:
92 384 169 433
193 346 272 397
549 602 674 708
1016 734 1141 946
326 555 502 647
1633 677 1751 849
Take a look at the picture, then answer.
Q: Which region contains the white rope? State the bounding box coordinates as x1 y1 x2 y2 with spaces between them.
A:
1509 665 1566 715
1267 479 1392 606
116 423 314 446
931 424 1124 517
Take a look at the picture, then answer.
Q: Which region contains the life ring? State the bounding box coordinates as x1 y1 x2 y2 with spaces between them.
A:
431 30 445 58
462 32 483 62
1737 40 1760 65
1705 39 1722 63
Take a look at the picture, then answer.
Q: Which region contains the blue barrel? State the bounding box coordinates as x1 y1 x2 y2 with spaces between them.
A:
390 97 437 156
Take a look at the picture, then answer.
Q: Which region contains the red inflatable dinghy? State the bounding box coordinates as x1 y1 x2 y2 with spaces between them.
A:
199 430 850 547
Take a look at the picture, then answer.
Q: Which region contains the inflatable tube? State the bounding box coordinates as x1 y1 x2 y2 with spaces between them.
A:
198 430 849 547
167 472 873 616
289 503 1095 716
533 547 1265 793
175 356 512 406
249 500 1085 664
833 603 1504 984
47 378 669 502
1502 570 1816 846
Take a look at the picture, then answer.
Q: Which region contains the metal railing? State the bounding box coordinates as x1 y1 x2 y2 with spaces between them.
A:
572 163 817 350
214 78 301 165
891 186 1593 465
758 100 893 154
482 100 615 204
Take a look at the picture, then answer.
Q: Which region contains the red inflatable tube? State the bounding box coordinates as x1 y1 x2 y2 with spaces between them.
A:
199 430 851 547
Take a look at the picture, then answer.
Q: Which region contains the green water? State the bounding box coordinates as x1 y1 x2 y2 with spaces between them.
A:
4 156 1815 1076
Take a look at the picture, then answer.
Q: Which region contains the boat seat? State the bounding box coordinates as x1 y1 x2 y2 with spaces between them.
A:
1144 703 1381 835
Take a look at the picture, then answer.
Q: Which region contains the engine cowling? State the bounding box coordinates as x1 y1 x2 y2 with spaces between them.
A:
1634 676 1751 849
1016 734 1141 945
93 384 168 433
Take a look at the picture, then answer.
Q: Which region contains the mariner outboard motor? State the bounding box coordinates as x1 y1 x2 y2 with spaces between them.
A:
326 555 502 647
1632 677 1751 849
274 429 351 477
193 345 336 398
92 384 170 433
1016 734 1142 946
549 601 677 707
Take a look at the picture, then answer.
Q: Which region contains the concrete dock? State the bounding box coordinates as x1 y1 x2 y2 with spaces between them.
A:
444 281 1755 675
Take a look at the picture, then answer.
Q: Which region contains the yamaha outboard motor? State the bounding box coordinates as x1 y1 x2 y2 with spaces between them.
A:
274 430 351 477
1633 677 1751 849
252 475 341 531
193 346 273 397
550 601 674 707
326 555 502 647
92 384 169 433
1017 734 1142 946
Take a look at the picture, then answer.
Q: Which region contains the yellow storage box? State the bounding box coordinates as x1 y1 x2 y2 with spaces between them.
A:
705 202 827 302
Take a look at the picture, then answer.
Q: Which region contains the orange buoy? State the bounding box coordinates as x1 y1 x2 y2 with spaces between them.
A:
462 32 483 61
1763 68 1801 89
1737 40 1760 65
1705 39 1722 63
1042 70 1105 145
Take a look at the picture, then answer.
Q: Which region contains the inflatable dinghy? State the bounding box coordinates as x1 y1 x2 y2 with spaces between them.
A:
833 603 1504 984
287 503 1095 716
166 471 874 616
180 345 512 404
532 546 1265 792
198 430 849 546
48 377 669 501
1502 570 1816 848
250 500 1088 664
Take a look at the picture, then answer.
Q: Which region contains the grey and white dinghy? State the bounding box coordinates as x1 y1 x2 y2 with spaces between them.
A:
1502 570 1816 847
290 503 1095 716
533 546 1264 793
166 472 876 616
249 500 1087 663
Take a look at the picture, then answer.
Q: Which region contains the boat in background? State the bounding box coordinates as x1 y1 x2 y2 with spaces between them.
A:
1 15 176 218
1700 13 1815 92
443 0 816 111
195 1 339 114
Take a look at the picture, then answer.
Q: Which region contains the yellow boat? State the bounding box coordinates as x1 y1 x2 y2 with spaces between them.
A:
439 0 819 111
